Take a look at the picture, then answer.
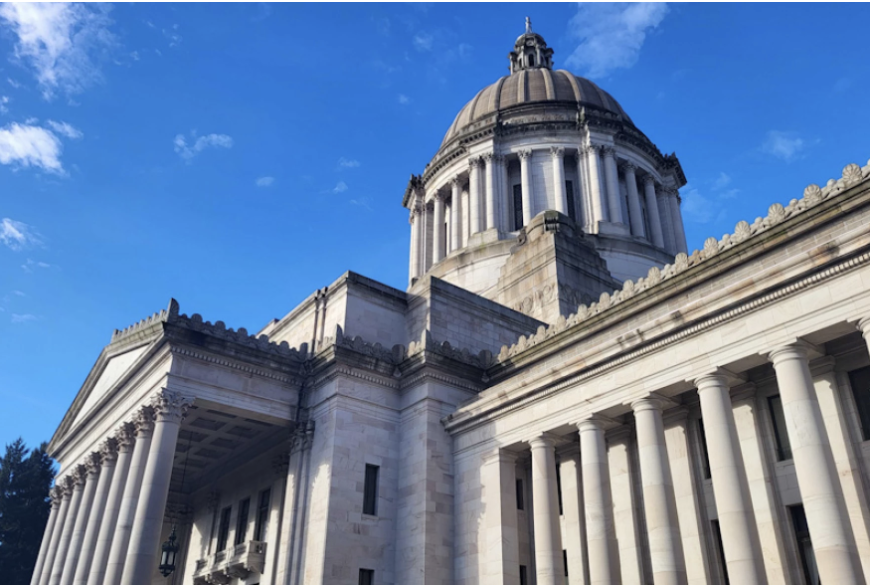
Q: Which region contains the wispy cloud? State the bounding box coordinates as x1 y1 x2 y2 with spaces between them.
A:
712 172 731 190
46 120 82 139
255 176 274 187
338 157 360 169
398 93 410 105
761 131 805 162
7 77 21 89
21 258 52 272
413 31 434 52
350 197 373 210
566 2 669 78
0 96 8 114
0 2 116 100
162 24 182 48
1 218 42 251
174 132 233 162
681 171 740 226
0 123 67 172
11 313 38 323
332 181 348 194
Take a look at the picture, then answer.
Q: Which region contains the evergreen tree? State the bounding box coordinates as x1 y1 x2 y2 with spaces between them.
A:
0 438 56 585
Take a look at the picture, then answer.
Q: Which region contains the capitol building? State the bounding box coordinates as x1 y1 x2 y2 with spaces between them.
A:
31 24 870 585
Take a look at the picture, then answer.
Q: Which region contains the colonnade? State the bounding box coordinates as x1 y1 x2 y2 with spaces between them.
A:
408 144 688 280
31 389 191 585
484 341 866 585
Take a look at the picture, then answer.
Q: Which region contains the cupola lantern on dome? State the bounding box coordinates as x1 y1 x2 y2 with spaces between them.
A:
509 18 554 73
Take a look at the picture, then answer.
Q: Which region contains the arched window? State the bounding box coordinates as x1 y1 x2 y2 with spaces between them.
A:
528 54 535 67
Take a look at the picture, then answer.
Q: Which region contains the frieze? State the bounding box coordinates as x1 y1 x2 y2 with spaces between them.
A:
498 158 870 361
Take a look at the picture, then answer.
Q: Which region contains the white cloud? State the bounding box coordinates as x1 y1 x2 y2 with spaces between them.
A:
21 258 52 272
46 120 82 139
566 3 669 78
350 197 373 210
11 313 37 323
174 132 233 162
712 172 731 190
679 184 713 224
255 176 274 187
0 123 65 172
398 94 410 105
1 218 42 251
0 2 115 100
413 32 434 52
332 181 348 193
762 131 805 162
338 157 360 169
0 96 8 114
7 77 21 89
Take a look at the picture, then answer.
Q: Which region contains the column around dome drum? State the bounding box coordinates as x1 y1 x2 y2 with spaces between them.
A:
585 145 608 229
621 163 645 238
432 192 445 264
602 147 624 226
551 147 567 216
468 157 483 235
449 176 462 254
518 149 533 226
643 176 666 248
482 152 497 231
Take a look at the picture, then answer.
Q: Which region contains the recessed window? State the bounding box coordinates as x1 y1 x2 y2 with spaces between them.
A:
768 395 793 461
254 488 271 542
513 184 523 230
556 462 563 515
216 506 231 553
563 549 569 578
565 180 576 223
516 478 524 511
848 366 870 441
358 568 374 585
519 565 528 585
697 419 712 479
235 498 250 545
789 505 820 585
363 464 379 516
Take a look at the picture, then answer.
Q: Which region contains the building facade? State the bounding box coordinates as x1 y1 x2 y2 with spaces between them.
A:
32 24 870 586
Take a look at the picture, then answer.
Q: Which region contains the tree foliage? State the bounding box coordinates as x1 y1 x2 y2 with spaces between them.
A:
0 438 55 585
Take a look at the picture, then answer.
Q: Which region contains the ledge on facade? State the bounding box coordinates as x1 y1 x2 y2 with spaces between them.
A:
192 541 266 584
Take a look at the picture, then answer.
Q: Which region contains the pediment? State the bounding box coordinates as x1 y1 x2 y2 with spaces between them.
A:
71 344 151 428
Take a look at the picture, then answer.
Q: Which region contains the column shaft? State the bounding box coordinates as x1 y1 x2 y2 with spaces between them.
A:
104 411 154 584
50 469 86 585
40 487 70 584
432 194 445 264
769 344 864 584
481 450 520 584
483 153 497 230
658 191 676 253
669 191 688 254
75 442 118 585
623 164 645 237
551 147 567 215
559 452 588 585
519 149 533 226
632 398 685 584
575 149 589 228
602 147 624 225
31 492 61 584
61 461 101 584
578 419 618 585
469 157 482 235
450 178 462 253
122 392 189 584
586 146 608 227
643 177 666 248
696 374 766 584
408 208 420 281
529 435 564 584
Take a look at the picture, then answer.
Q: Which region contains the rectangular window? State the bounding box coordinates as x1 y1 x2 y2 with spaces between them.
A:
363 464 379 516
516 478 524 511
556 462 564 515
768 395 793 461
513 184 524 230
711 520 729 585
358 568 374 585
519 565 528 585
565 180 577 222
848 366 870 441
698 418 712 479
563 549 569 578
254 488 271 542
235 498 250 545
216 506 231 553
789 505 820 585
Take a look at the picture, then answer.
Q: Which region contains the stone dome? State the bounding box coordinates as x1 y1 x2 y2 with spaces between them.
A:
441 69 633 148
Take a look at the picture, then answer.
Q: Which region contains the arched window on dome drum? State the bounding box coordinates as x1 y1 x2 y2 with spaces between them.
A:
565 180 576 223
513 184 523 231
528 54 535 67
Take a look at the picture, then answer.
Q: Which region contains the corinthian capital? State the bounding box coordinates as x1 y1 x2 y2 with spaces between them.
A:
643 174 656 187
480 151 493 163
620 162 637 173
468 156 481 169
550 146 565 158
449 174 462 186
151 389 193 423
517 148 532 160
133 406 156 435
100 437 119 464
601 146 616 157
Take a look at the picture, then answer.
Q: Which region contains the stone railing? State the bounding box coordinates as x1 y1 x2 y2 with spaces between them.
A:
498 158 870 361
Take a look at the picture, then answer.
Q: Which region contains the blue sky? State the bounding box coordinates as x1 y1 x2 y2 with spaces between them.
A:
2 2 869 451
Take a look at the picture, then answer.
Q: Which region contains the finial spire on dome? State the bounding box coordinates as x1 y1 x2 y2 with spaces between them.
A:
509 20 554 74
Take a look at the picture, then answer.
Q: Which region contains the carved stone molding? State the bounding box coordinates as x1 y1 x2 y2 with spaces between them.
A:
550 146 565 158
152 389 193 423
115 422 136 450
133 406 156 436
468 156 481 169
85 452 102 475
49 486 63 507
72 464 88 486
480 151 493 163
99 438 119 464
517 148 532 160
449 174 462 186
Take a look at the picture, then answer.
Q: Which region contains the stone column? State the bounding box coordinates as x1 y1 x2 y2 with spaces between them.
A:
481 449 520 584
670 190 688 254
450 176 462 253
631 397 685 584
50 466 87 584
559 450 588 585
89 425 135 585
74 440 118 585
574 149 589 228
40 480 72 584
602 147 625 226
468 157 482 235
608 429 643 584
657 190 676 253
61 454 102 584
643 176 666 248
585 146 608 227
408 206 420 281
482 152 497 230
497 154 509 231
622 163 645 238
123 390 191 584
578 418 618 585
695 373 766 584
768 343 864 584
432 192 445 264
104 408 155 584
551 147 568 216
529 434 564 585
519 149 533 226
31 488 62 585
